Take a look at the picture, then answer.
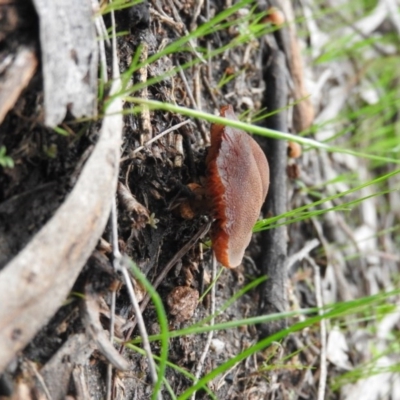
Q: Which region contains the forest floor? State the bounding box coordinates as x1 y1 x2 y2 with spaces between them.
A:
0 0 399 399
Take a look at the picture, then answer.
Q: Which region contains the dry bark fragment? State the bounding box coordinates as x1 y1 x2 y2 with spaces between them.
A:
41 334 95 400
270 0 314 132
167 286 199 322
257 44 288 338
31 0 98 126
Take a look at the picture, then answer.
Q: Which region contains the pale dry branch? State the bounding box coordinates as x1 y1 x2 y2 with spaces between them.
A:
306 256 327 400
41 334 95 399
190 252 217 400
120 119 191 161
0 11 122 370
31 0 98 126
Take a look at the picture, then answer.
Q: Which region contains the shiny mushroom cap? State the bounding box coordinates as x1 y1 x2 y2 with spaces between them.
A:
206 105 270 268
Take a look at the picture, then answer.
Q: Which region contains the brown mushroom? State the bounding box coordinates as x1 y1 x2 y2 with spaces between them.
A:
206 105 270 268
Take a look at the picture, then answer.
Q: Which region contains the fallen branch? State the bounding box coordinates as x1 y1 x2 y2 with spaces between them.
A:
0 20 122 371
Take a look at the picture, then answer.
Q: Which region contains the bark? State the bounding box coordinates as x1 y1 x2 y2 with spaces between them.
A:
257 43 289 338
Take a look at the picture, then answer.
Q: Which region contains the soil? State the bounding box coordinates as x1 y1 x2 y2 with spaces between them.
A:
1 0 398 399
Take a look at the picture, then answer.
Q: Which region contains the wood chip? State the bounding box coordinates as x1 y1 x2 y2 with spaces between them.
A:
0 45 37 125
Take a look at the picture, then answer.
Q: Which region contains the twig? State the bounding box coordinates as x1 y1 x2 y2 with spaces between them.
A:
178 66 208 143
123 265 162 393
136 42 152 144
106 289 116 400
190 0 204 30
286 238 320 272
169 0 206 63
205 0 212 85
201 72 219 110
110 197 161 399
91 0 110 46
120 119 191 161
306 256 327 400
82 291 129 371
310 214 353 301
384 0 400 35
25 360 52 400
72 365 91 399
92 0 109 85
95 21 108 84
276 0 314 132
150 7 183 30
178 66 198 108
102 7 113 400
0 0 122 374
190 251 217 400
334 5 393 57
109 7 160 399
193 66 202 111
257 42 288 338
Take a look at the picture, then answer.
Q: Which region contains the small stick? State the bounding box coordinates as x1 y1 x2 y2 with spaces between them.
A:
306 256 327 400
193 66 202 111
106 289 116 400
150 7 181 28
92 0 109 84
136 42 152 144
178 66 208 143
110 197 161 399
286 238 320 272
169 0 206 63
257 43 288 338
190 0 205 30
201 73 219 110
91 0 110 47
120 119 191 161
178 66 198 109
108 10 160 381
25 360 52 400
190 251 217 400
205 0 212 85
106 10 118 400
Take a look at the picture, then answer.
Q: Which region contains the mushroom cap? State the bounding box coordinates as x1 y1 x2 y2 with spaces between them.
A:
206 105 269 268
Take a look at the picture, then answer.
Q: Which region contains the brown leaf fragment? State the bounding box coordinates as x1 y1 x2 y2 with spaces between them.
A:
183 265 195 286
167 286 199 323
287 163 301 180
